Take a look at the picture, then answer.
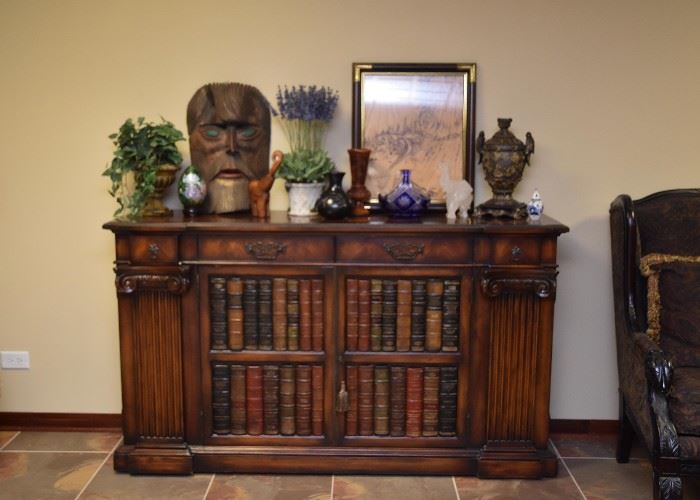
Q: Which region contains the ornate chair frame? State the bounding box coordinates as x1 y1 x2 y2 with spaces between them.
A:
611 189 700 500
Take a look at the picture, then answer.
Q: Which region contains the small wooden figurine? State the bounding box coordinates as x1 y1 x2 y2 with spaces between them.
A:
248 150 284 218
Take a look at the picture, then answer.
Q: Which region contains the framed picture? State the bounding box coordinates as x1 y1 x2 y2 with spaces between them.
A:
352 63 477 209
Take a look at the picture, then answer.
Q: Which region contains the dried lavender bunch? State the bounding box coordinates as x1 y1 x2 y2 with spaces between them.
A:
276 85 339 152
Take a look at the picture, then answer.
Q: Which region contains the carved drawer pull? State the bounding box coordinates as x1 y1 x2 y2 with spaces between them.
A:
511 246 523 262
383 242 425 261
245 241 287 260
336 381 349 412
148 243 160 260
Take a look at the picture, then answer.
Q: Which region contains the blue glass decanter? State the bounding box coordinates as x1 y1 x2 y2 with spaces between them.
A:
378 169 431 218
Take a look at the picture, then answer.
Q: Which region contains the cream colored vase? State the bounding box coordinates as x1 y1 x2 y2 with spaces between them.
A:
287 182 324 216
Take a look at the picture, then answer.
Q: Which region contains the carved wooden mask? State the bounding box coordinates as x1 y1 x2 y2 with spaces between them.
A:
187 83 271 214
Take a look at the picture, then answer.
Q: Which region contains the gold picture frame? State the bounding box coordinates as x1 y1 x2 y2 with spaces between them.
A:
352 63 477 209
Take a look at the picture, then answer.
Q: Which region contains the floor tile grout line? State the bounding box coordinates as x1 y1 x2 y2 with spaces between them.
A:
452 476 461 500
0 431 20 450
330 474 335 499
202 473 216 500
550 440 587 500
73 436 123 500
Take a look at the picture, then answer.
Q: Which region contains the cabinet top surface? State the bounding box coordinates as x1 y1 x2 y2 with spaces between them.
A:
104 211 569 236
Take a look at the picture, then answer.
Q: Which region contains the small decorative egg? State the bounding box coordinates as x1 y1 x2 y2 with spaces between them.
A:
178 165 207 216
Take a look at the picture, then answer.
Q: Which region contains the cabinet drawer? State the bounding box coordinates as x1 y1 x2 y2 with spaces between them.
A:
336 236 471 264
491 237 541 265
199 235 333 262
129 235 178 264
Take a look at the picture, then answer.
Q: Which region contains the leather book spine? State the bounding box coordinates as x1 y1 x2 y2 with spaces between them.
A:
422 367 440 437
312 365 324 435
389 366 406 436
406 367 424 437
370 279 383 352
226 278 244 351
230 365 247 435
345 365 359 436
345 278 359 351
287 279 300 351
295 364 312 436
396 280 412 352
263 365 280 435
210 277 227 350
272 278 287 351
279 364 296 435
311 279 324 351
212 363 230 434
245 365 263 435
258 279 273 350
439 366 458 436
243 279 259 350
381 279 397 351
299 279 312 351
441 280 460 352
358 364 375 436
373 365 390 436
411 280 427 352
425 280 444 352
358 279 371 351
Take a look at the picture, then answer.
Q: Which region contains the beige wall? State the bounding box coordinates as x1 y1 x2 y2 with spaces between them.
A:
1 0 698 418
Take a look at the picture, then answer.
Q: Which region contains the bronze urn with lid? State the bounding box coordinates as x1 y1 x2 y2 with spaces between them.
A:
475 118 534 219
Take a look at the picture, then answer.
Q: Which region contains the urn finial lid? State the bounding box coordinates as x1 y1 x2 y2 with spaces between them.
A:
481 118 529 153
497 118 512 130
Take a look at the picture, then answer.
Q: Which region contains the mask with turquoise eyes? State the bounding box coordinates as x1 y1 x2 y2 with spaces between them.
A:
186 82 272 214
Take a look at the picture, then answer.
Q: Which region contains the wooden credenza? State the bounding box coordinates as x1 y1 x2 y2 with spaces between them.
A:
104 211 568 477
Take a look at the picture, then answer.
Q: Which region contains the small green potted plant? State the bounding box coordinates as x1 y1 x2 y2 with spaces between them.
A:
103 116 185 218
275 85 338 216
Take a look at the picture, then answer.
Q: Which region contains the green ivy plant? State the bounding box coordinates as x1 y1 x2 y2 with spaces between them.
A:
102 117 185 218
276 149 335 183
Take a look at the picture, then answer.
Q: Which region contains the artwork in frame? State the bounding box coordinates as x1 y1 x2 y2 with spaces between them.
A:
352 63 477 210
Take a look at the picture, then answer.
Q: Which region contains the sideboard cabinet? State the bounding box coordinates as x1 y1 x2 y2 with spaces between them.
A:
104 212 568 477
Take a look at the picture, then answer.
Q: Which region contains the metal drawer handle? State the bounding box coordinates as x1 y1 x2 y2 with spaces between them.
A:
148 243 160 260
511 246 523 262
245 241 287 261
383 242 424 262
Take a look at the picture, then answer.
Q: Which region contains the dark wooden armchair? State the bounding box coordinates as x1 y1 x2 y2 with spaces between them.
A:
611 189 700 500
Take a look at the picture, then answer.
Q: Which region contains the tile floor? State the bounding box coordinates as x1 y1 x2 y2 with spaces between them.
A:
1 430 698 499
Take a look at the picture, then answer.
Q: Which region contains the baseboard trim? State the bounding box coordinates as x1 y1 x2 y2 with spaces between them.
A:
0 413 616 435
0 412 122 431
549 419 618 434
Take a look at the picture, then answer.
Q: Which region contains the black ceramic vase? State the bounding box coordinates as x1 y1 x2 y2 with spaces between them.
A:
316 171 352 220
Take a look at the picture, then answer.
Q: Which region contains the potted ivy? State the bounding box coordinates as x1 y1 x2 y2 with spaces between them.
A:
103 117 185 218
275 85 338 216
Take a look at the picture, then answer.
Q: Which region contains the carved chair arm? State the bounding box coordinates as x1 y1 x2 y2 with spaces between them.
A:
628 332 680 458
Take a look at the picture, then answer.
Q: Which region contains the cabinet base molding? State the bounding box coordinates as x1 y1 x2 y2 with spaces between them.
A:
112 443 558 477
114 444 193 475
477 441 558 479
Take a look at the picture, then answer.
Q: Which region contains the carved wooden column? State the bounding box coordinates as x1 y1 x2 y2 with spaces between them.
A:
477 268 559 478
113 265 193 474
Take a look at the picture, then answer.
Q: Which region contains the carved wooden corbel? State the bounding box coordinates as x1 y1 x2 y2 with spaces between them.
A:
481 268 558 299
115 265 191 295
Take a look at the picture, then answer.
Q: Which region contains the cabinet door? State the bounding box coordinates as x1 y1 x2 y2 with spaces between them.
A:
337 269 472 448
200 266 335 446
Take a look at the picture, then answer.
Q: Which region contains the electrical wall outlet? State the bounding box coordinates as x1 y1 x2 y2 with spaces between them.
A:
0 351 30 369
